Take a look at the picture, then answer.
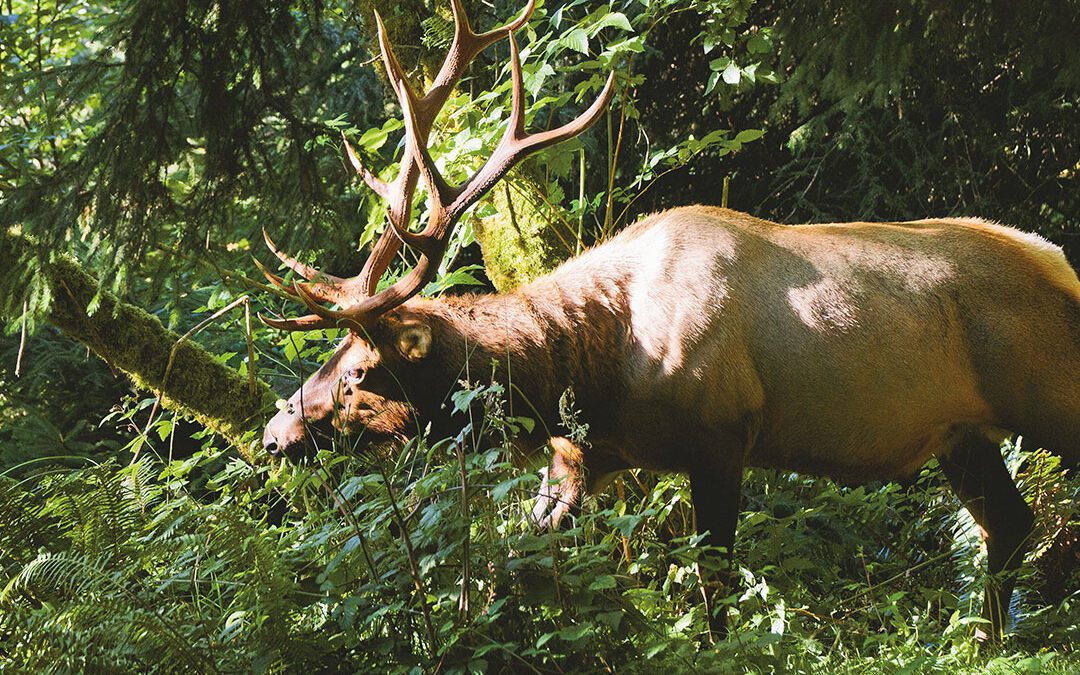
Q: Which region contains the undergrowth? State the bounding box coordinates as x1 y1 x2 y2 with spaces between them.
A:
1 384 1077 673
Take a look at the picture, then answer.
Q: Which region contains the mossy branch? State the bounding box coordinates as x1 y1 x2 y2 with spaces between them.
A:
1 230 276 458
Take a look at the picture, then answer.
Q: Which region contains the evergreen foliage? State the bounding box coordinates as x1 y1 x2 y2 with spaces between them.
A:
2 0 382 289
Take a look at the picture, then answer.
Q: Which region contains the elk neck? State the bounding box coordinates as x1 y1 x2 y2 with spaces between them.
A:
407 266 633 433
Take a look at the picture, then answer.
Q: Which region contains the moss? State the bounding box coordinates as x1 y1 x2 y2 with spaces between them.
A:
352 0 433 82
475 181 576 291
1 230 276 458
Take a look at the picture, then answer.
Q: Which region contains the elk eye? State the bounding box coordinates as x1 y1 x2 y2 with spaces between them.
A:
346 368 366 384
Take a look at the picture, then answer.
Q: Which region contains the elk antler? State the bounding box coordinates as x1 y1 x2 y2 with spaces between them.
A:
349 0 539 297
261 0 536 310
260 2 614 331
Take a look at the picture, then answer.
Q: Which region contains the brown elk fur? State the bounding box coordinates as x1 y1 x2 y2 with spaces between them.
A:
264 206 1080 638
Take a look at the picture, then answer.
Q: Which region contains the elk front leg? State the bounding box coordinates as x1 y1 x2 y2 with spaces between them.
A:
689 452 744 642
939 428 1035 640
532 437 585 530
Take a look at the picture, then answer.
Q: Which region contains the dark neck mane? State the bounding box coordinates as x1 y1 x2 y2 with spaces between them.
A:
417 270 631 432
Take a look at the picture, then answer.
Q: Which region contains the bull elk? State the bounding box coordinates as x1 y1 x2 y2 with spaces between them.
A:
258 0 1080 640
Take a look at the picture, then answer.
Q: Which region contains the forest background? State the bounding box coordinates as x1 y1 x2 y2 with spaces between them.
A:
1 0 1078 671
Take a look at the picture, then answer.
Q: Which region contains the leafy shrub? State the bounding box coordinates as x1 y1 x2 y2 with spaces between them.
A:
1 385 1076 673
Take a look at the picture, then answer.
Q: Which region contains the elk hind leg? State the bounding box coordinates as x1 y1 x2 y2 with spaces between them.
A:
939 426 1035 640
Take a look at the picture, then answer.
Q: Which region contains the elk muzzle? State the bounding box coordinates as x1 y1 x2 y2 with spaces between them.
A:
262 403 312 457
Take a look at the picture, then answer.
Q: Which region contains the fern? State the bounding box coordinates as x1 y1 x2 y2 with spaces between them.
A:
1 409 1077 672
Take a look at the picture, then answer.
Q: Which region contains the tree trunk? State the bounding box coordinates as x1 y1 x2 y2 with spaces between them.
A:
1 230 275 458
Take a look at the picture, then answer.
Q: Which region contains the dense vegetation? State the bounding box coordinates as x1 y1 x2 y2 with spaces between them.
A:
1 0 1077 671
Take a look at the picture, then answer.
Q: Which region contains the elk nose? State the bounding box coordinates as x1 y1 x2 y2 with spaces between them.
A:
263 426 281 455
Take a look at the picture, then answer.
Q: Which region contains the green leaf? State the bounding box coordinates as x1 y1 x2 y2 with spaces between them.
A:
536 632 556 648
734 129 764 144
597 610 624 629
754 631 783 646
610 513 644 537
672 611 694 634
722 61 741 85
705 71 721 95
557 622 593 642
644 641 668 658
605 35 644 56
523 63 556 97
589 12 632 36
467 659 487 675
559 28 590 55
357 126 388 153
155 418 174 442
510 416 535 434
747 33 770 54
588 574 616 590
425 264 484 294
451 387 484 414
491 475 522 502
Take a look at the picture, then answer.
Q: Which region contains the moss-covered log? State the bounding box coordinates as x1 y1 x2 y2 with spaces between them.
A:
476 180 577 291
0 230 276 457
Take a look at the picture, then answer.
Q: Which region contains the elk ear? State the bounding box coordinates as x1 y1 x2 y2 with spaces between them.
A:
396 322 432 362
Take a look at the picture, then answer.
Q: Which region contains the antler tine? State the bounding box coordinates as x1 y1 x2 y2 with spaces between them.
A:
449 35 616 222
258 312 338 331
435 0 536 89
373 11 409 102
262 228 366 305
342 133 390 200
253 257 299 296
357 224 404 298
409 32 616 234
263 228 330 282
293 281 348 319
321 255 443 329
256 280 357 331
374 108 458 263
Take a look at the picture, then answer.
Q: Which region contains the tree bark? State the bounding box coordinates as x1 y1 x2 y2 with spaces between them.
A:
1 230 275 458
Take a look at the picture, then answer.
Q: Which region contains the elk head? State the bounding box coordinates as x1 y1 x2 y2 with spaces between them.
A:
259 0 614 456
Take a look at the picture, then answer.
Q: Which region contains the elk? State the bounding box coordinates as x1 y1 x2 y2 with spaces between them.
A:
258 0 1080 640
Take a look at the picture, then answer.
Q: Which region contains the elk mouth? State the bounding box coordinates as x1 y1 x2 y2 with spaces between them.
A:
263 408 410 460
263 417 333 460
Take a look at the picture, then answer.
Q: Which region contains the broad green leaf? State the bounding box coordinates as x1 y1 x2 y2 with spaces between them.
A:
605 35 644 55
734 129 764 143
523 63 556 97
557 622 592 642
722 61 741 85
559 28 590 55
589 12 632 36
357 126 388 153
747 33 770 54
672 611 694 634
